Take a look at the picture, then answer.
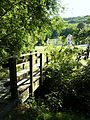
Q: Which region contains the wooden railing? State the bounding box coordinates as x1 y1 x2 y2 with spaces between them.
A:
2 51 48 103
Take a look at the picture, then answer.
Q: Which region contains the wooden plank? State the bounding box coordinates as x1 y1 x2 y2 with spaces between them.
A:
18 80 30 92
21 53 30 57
17 69 30 77
33 70 40 77
20 51 39 57
18 87 29 103
30 51 38 55
18 80 30 103
33 75 40 82
18 79 30 103
17 77 30 86
33 79 39 92
33 63 40 72
33 63 40 68
16 61 29 67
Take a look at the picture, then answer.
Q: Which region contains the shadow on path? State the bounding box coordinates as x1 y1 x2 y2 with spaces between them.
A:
0 78 15 119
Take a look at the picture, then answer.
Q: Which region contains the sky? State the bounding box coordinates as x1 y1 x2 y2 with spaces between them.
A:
61 0 90 18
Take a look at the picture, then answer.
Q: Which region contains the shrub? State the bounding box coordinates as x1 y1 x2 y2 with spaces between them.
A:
43 45 90 113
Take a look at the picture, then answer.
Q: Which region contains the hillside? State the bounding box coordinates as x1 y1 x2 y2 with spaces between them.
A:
64 15 90 24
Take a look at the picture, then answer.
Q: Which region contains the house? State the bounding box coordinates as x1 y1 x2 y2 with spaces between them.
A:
66 34 72 45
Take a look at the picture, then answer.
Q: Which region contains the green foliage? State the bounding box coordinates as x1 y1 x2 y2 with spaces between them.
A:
43 46 90 112
0 0 63 64
77 22 85 30
64 15 90 24
62 15 90 45
73 27 90 44
87 17 90 24
60 24 76 37
49 16 64 39
4 100 88 120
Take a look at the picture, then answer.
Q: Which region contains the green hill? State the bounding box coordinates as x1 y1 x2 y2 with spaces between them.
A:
64 15 90 24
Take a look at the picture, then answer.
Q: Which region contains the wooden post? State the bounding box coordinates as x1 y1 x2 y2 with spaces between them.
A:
46 53 49 64
40 53 43 86
29 53 33 96
86 46 89 59
22 56 25 69
35 50 37 64
9 56 18 99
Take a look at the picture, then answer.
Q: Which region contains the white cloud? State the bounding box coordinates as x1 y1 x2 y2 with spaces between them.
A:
61 0 90 17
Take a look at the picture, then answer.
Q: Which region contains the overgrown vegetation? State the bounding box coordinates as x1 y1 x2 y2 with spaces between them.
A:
42 46 90 114
4 45 90 120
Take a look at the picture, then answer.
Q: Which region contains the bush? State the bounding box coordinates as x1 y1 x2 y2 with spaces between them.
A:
43 45 90 113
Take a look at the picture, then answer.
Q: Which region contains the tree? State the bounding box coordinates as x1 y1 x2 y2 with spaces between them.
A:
0 0 63 62
60 24 76 37
77 22 85 30
86 17 90 24
50 16 64 39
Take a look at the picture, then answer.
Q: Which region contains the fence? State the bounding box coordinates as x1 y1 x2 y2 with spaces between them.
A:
2 51 49 103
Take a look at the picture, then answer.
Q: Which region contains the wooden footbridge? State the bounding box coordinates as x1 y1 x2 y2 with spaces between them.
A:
2 51 49 103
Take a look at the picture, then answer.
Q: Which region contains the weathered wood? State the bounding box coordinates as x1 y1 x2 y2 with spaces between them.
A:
33 70 40 77
33 63 40 72
35 50 37 63
20 52 38 57
21 53 30 57
40 53 43 86
16 61 29 67
29 54 33 95
18 81 30 93
46 53 49 64
9 57 18 99
17 69 29 77
33 75 40 82
6 51 47 102
17 77 30 87
33 79 39 92
19 87 29 103
18 79 30 103
30 51 37 55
